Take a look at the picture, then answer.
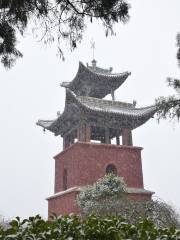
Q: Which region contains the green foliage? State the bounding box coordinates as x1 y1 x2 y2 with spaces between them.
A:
156 33 180 121
156 94 180 121
0 214 180 239
0 0 46 68
177 33 180 67
0 0 130 68
0 21 23 68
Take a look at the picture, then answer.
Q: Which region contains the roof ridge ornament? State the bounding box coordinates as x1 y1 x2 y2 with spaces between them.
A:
92 59 97 69
133 100 137 107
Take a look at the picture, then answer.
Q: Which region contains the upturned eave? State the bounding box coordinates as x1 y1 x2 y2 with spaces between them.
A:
37 90 157 136
60 62 131 98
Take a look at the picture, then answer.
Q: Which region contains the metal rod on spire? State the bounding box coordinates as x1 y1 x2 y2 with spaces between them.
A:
91 39 95 60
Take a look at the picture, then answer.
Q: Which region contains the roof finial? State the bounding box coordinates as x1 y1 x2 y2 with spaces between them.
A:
133 100 137 107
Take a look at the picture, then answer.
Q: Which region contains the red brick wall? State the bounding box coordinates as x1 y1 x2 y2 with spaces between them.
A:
48 190 80 217
54 142 144 193
48 190 152 216
128 193 152 201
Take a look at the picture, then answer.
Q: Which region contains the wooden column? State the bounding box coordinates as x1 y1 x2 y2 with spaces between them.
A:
63 134 70 150
63 130 77 149
85 124 91 142
77 124 84 141
122 128 133 146
111 89 115 101
116 136 120 145
77 127 80 141
129 130 133 146
105 127 110 144
77 123 91 142
63 135 66 150
70 132 75 145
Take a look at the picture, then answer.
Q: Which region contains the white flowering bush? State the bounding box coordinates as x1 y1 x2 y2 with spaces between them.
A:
77 175 180 228
94 174 127 197
77 174 128 216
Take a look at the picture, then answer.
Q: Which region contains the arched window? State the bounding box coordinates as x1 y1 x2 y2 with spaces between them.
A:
106 164 117 175
63 168 67 190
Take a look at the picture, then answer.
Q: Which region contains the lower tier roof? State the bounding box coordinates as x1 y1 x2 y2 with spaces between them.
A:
37 90 157 136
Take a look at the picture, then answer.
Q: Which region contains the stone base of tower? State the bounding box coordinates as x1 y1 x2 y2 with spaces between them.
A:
47 142 154 217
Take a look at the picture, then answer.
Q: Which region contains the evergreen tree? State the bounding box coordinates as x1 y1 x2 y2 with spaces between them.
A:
156 33 180 120
0 0 130 68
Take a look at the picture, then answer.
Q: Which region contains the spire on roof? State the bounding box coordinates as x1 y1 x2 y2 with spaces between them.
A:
91 39 96 60
90 39 97 70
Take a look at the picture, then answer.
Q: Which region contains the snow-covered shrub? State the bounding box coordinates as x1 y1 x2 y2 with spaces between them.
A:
77 175 180 228
77 174 128 215
124 199 180 228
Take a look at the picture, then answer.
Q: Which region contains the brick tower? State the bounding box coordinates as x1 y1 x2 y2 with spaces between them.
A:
37 60 157 216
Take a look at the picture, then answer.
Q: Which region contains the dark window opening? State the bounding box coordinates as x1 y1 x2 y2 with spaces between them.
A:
106 164 117 175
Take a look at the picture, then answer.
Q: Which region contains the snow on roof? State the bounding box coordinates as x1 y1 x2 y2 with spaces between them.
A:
60 62 131 99
37 90 157 136
46 186 154 200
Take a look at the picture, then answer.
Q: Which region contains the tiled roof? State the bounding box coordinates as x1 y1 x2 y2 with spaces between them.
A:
37 90 157 136
87 65 112 74
60 62 130 98
70 90 157 118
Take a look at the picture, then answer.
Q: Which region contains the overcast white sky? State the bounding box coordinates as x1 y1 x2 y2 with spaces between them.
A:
0 0 180 219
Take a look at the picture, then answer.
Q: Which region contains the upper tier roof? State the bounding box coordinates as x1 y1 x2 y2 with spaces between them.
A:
61 61 131 99
37 90 157 136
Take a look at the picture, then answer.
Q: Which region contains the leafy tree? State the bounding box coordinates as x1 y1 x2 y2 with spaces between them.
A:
77 174 180 228
0 0 130 68
1 214 180 239
156 33 180 121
